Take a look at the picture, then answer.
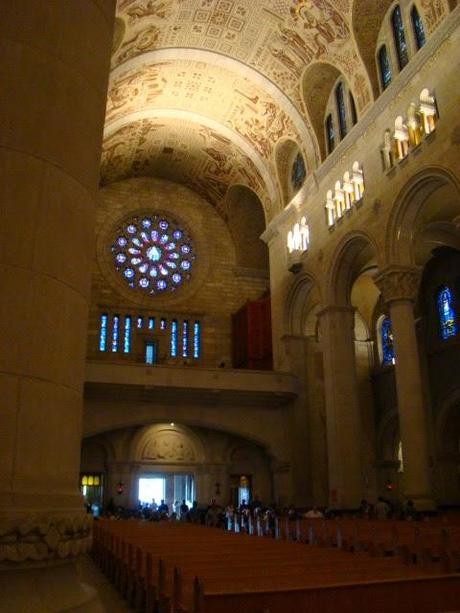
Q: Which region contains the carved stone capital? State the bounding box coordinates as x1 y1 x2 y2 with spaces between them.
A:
0 512 93 567
375 266 420 304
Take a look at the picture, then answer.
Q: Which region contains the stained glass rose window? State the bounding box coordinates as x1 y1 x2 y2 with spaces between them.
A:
111 214 194 295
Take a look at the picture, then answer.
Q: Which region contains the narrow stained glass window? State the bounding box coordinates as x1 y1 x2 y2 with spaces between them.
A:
111 314 119 353
170 319 178 357
137 316 143 329
148 317 155 330
123 316 131 354
378 45 392 90
145 342 156 365
335 82 347 139
437 286 457 340
411 5 426 50
99 314 108 352
380 316 395 366
182 320 189 359
160 318 167 331
193 321 201 359
392 5 409 70
325 114 335 154
291 153 306 191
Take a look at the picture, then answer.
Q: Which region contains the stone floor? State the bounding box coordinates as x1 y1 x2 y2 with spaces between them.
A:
77 555 133 612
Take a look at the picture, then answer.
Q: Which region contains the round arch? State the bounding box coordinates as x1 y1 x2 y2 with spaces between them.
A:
273 138 308 207
386 166 460 266
284 272 322 337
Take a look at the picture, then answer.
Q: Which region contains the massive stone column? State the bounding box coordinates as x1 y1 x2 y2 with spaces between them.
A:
375 267 434 510
318 306 363 510
0 2 115 610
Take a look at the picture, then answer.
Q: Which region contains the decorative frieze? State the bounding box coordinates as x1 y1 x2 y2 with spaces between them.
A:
325 162 365 228
381 89 438 171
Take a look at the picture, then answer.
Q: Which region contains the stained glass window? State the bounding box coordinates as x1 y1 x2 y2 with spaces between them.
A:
111 315 119 353
182 320 189 358
99 314 108 352
291 153 306 191
411 6 426 50
170 319 178 357
325 114 335 154
160 318 166 331
349 92 358 126
145 342 156 365
148 317 155 330
391 5 409 70
112 214 195 295
193 321 201 359
123 316 131 354
380 316 395 366
437 286 457 340
378 45 392 90
137 316 143 329
335 82 347 139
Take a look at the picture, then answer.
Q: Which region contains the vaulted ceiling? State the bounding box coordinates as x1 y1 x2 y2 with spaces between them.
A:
101 0 450 221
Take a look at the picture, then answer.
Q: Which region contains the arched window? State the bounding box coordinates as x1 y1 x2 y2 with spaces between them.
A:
378 45 392 90
349 92 358 126
391 5 409 70
397 440 404 473
291 152 306 191
437 286 458 340
335 82 347 138
325 114 335 154
380 315 395 366
411 5 426 50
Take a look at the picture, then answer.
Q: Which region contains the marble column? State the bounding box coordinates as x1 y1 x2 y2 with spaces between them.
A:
318 306 363 509
375 267 435 510
0 1 115 610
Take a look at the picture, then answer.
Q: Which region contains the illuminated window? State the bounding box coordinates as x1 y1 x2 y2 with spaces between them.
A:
145 342 156 365
437 286 458 340
99 314 108 352
170 319 178 357
123 316 131 353
380 315 395 366
391 5 409 70
111 315 119 352
325 114 335 154
160 318 167 331
137 316 143 329
193 321 201 359
148 317 155 330
397 441 404 473
378 45 392 89
112 214 194 295
291 153 306 191
182 320 189 358
411 5 426 50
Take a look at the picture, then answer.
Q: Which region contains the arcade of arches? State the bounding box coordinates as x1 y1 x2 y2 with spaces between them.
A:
1 0 460 610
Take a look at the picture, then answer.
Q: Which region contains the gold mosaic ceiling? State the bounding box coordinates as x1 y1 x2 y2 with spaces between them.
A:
102 0 450 219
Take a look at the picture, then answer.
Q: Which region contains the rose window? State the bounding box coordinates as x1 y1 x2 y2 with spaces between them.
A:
111 214 195 295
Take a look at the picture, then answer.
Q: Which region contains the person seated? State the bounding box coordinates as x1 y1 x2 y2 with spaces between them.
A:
158 499 169 516
374 496 390 520
304 506 324 519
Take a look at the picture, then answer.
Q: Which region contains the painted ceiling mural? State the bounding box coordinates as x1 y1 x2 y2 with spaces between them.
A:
102 0 450 219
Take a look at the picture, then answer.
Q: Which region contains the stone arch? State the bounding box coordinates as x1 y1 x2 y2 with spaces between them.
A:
326 231 379 306
301 61 341 162
284 272 322 337
273 138 306 206
352 0 394 98
81 436 115 471
131 423 206 464
386 167 460 266
225 184 269 271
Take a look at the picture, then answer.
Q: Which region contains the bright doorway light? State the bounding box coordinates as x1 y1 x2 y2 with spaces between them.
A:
138 477 165 505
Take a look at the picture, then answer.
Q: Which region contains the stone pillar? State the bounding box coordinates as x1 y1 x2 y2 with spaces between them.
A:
318 306 363 509
0 2 115 610
375 267 434 510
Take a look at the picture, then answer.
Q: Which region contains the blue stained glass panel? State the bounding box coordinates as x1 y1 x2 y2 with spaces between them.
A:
148 317 155 330
123 316 131 354
392 5 409 70
193 321 201 359
145 342 156 365
325 114 335 154
99 314 108 352
381 316 395 366
335 82 347 139
437 286 457 340
378 45 392 90
291 153 306 190
182 320 189 358
411 6 426 50
111 315 119 353
170 320 178 357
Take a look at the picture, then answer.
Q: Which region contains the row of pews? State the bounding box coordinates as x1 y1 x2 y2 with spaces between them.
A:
91 517 460 612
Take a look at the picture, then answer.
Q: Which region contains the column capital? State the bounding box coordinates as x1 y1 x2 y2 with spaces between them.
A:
374 266 421 304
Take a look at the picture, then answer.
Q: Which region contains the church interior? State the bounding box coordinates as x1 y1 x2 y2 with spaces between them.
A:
2 0 460 610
